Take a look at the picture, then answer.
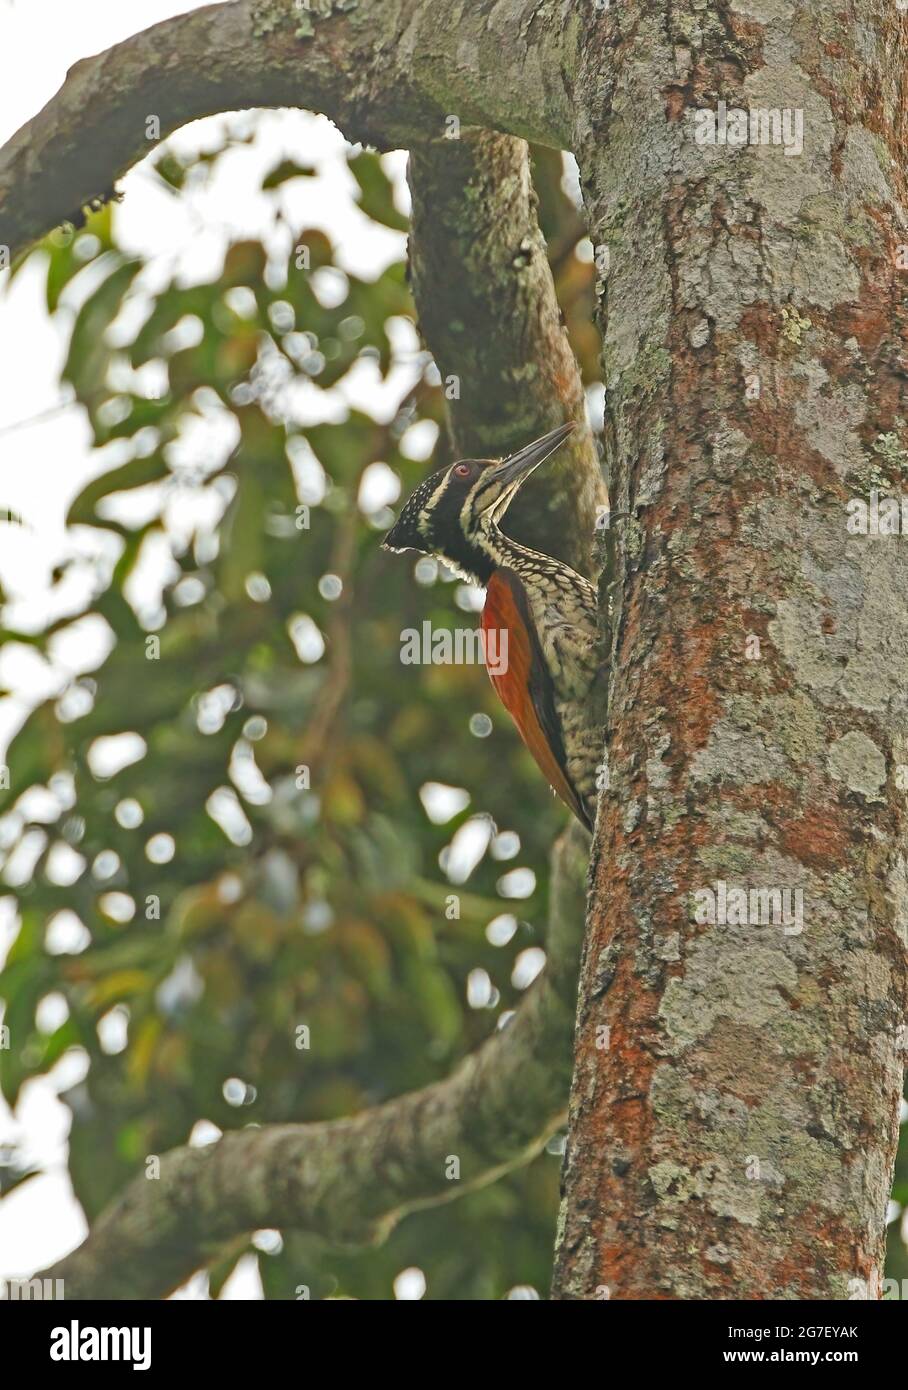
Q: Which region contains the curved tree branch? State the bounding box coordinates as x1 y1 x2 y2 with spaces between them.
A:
407 133 606 578
0 0 577 264
39 824 589 1300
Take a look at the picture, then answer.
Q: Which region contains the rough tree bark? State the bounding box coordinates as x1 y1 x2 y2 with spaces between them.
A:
553 0 908 1300
2 0 906 1300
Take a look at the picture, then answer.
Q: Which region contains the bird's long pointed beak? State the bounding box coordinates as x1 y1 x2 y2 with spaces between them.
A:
484 422 576 500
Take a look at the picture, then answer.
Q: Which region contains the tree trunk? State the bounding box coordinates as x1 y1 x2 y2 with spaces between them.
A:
553 0 908 1299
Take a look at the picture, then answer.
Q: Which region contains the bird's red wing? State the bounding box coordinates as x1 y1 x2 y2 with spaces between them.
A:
482 569 590 829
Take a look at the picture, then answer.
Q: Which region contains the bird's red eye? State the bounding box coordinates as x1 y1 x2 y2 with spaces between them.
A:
454 463 472 478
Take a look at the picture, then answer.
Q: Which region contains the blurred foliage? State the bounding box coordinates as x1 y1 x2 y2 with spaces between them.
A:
0 133 603 1299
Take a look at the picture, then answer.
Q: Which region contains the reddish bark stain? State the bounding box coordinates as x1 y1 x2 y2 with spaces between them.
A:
781 803 856 869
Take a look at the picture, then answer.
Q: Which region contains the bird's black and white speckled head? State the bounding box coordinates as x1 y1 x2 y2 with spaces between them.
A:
382 423 575 582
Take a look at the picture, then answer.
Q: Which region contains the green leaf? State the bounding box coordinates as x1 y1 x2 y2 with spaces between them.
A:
31 1017 82 1075
221 241 267 288
152 152 188 193
262 159 317 190
403 957 463 1048
208 1241 252 1298
91 394 176 447
348 152 409 233
62 256 143 403
45 204 116 312
219 469 265 601
66 453 169 527
129 283 219 366
0 1163 42 1201
0 707 61 810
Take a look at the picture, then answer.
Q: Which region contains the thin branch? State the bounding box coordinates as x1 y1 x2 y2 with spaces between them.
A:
40 823 589 1299
0 399 74 436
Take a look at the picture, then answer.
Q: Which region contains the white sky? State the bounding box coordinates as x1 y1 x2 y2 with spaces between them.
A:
0 0 416 1298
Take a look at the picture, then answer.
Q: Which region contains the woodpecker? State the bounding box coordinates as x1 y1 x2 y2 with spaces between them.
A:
382 423 604 832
